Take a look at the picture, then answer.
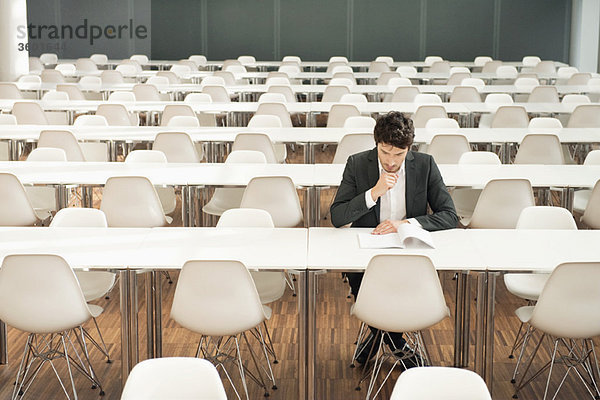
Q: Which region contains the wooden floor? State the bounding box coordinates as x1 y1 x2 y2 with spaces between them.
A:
1 145 598 399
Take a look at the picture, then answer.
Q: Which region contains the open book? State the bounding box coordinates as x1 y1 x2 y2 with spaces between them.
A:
358 223 435 249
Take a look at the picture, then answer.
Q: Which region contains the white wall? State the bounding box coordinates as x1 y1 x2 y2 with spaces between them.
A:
0 0 29 81
570 0 600 72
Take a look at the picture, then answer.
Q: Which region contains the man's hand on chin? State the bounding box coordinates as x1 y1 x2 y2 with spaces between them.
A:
371 219 409 235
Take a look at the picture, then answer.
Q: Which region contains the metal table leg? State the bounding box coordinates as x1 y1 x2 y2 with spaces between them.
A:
145 271 155 359
307 270 317 400
0 320 7 364
485 272 498 394
474 271 486 376
454 271 465 367
298 271 307 400
120 270 131 387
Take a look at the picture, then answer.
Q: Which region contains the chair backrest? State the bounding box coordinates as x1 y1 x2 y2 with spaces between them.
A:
278 64 301 76
529 262 600 339
427 135 471 164
214 71 236 86
527 86 559 103
96 104 137 126
533 60 555 74
201 85 231 103
28 57 44 72
73 115 108 128
267 85 296 102
368 61 390 73
484 93 513 104
481 60 503 73
528 117 562 129
329 77 354 86
343 116 376 131
469 178 535 229
201 76 226 87
256 102 293 127
157 71 181 84
447 72 471 86
0 254 91 334
414 93 443 104
240 176 303 227
390 367 492 400
90 54 108 64
101 70 125 84
259 93 287 104
282 55 302 63
232 133 278 163
120 357 227 400
412 105 447 128
133 84 161 101
177 60 199 71
248 114 283 128
387 78 414 88
26 147 67 161
130 54 149 64
377 72 401 85
57 83 86 100
0 83 23 99
332 134 375 164
396 66 417 77
516 206 577 230
169 64 192 78
37 130 86 161
514 77 540 88
125 150 168 163
41 69 65 83
491 106 529 128
55 63 76 74
224 65 247 74
514 134 564 165
567 72 592 85
352 255 448 332
425 118 460 129
226 150 267 164
424 56 443 66
458 151 501 165
217 208 274 228
265 76 291 87
11 102 49 125
75 58 97 72
161 104 196 126
327 104 361 128
522 56 541 67
460 78 485 88
582 180 600 229
184 93 212 103
41 90 69 101
0 114 17 125
375 56 394 66
567 105 600 128
326 61 349 74
321 85 351 102
583 150 600 165
429 61 451 74
561 94 591 104
0 173 39 226
340 93 368 103
100 176 167 227
50 208 108 227
391 86 420 102
189 55 208 66
147 76 171 88
18 75 42 85
495 65 518 79
171 260 266 337
474 56 493 66
153 132 201 163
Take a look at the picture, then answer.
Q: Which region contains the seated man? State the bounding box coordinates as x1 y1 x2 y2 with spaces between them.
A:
330 111 458 365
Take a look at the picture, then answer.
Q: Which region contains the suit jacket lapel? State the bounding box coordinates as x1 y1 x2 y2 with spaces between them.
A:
366 148 381 222
404 151 416 218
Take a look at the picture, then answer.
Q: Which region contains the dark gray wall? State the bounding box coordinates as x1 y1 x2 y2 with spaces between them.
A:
28 0 572 62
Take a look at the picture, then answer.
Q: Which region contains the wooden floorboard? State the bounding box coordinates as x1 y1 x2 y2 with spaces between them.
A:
1 145 597 399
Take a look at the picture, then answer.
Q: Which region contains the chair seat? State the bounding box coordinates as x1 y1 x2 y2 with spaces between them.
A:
273 143 287 163
515 305 534 323
250 271 286 304
202 188 245 216
573 189 591 213
262 305 272 320
504 273 549 301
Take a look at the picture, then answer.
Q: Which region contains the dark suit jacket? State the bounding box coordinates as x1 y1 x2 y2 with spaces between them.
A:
330 148 458 231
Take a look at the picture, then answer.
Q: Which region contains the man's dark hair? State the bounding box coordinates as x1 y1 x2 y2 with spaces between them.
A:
373 112 414 149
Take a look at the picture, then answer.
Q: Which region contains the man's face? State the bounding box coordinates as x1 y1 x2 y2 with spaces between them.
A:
377 143 408 173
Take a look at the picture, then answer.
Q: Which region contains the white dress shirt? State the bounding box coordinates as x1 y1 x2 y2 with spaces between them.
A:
364 159 421 226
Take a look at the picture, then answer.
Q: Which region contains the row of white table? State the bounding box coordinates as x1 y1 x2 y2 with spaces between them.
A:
1 162 599 225
0 226 597 399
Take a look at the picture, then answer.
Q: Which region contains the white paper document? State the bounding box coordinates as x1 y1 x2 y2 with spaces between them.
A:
358 223 435 249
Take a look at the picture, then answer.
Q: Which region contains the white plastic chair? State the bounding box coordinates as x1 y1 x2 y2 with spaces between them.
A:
259 93 287 104
240 176 303 227
25 148 67 217
522 56 541 67
0 83 23 99
202 85 231 103
11 102 49 125
533 60 556 74
467 179 535 228
256 102 293 127
55 63 76 74
202 150 268 218
184 93 212 103
496 66 518 79
75 58 98 72
130 54 149 65
121 357 227 400
567 105 600 128
527 86 559 103
425 118 460 129
332 134 375 164
231 133 277 164
170 260 275 398
390 367 491 400
368 61 390 73
0 114 17 125
282 55 301 63
396 66 417 77
74 115 109 127
327 104 361 128
42 90 69 101
391 86 420 102
528 117 562 129
90 54 108 65
133 83 162 101
0 173 41 226
427 134 471 164
153 132 202 163
412 106 447 128
474 56 493 66
461 78 486 88
101 70 125 84
582 179 600 229
429 61 450 74
322 85 351 102
352 255 449 397
512 261 600 400
189 55 208 67
57 83 86 100
567 72 592 85
28 57 44 73
37 130 86 161
573 151 600 213
514 134 564 165
41 69 66 83
96 104 138 126
0 254 104 398
562 94 591 104
343 116 376 132
482 61 503 73
375 56 394 66
377 72 401 85
424 56 443 66
161 104 197 126
447 72 471 86
247 114 287 163
100 176 170 227
414 93 443 104
490 106 529 128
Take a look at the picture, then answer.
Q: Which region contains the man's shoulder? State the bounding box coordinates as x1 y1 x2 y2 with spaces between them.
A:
347 148 375 165
408 150 433 165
